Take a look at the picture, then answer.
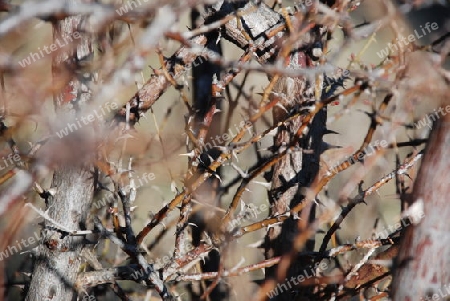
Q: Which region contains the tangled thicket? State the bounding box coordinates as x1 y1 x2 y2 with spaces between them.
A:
0 0 450 300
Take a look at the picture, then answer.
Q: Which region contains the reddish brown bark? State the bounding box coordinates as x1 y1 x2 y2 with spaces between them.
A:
393 110 450 301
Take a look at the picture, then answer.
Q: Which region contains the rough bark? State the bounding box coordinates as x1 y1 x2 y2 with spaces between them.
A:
264 38 327 301
209 1 331 299
392 111 450 301
26 167 94 301
25 4 95 301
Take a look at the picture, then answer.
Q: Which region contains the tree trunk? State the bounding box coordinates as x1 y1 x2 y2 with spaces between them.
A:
214 2 330 299
26 167 94 301
25 4 95 301
264 46 327 301
392 111 450 301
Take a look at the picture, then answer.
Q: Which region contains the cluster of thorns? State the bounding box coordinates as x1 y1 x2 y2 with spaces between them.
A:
1 0 449 300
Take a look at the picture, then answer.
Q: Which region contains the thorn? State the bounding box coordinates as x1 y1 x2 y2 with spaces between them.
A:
216 32 221 44
275 102 288 113
232 149 239 162
324 129 339 135
251 180 272 189
320 142 342 153
231 162 248 178
316 198 325 206
48 187 57 196
240 200 246 212
212 172 222 183
179 150 195 158
170 181 177 193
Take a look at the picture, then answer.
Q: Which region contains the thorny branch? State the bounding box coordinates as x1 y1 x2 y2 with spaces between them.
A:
0 0 449 300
